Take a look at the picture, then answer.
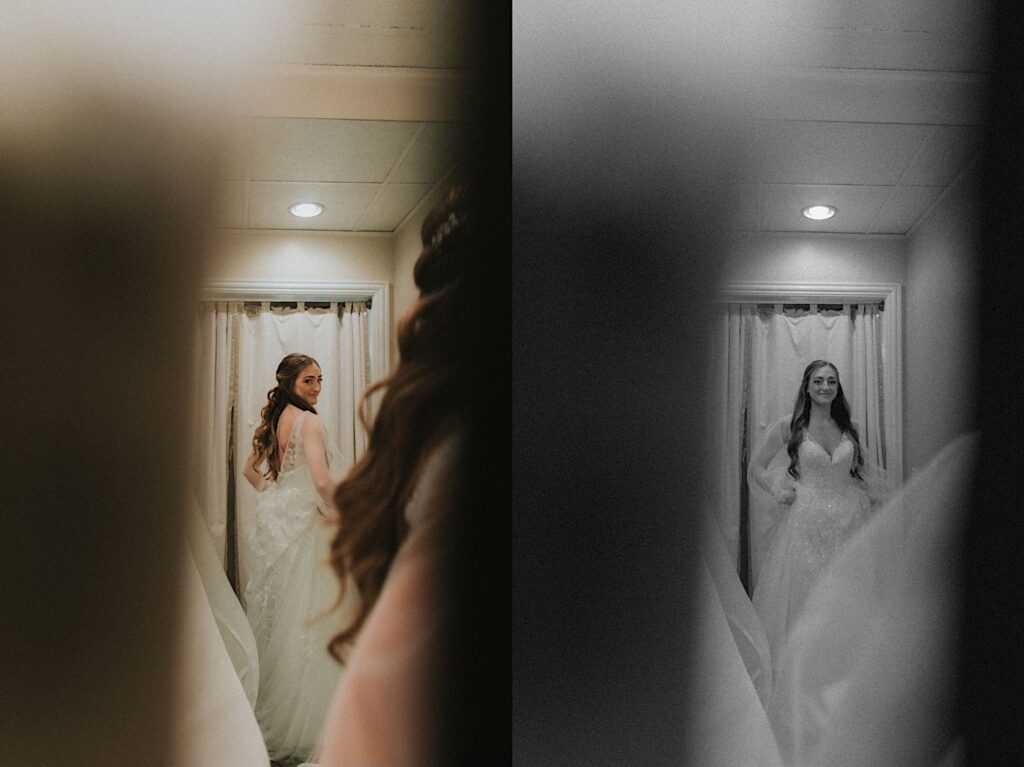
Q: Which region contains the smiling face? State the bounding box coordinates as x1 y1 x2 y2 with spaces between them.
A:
292 363 322 407
806 364 838 407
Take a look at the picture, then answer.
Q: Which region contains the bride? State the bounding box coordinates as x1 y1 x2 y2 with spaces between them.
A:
747 360 878 689
692 358 967 766
242 353 349 763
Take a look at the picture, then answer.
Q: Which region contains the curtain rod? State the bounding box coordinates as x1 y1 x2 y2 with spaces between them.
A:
199 298 373 311
753 300 884 312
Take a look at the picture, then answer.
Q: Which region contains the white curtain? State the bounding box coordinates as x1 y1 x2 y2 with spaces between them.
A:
191 301 370 592
705 304 754 568
708 303 898 590
190 301 238 568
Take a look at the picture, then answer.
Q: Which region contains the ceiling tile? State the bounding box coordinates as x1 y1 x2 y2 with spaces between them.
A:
356 183 433 231
758 72 988 126
766 28 990 72
868 186 945 234
279 0 469 29
217 181 248 229
391 122 461 183
769 0 987 33
259 24 470 69
725 184 762 232
251 118 420 183
759 121 931 185
247 181 378 229
219 118 253 181
761 184 890 233
900 126 984 186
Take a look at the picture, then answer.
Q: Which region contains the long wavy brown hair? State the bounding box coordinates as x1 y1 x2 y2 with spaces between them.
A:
251 353 320 481
328 182 471 659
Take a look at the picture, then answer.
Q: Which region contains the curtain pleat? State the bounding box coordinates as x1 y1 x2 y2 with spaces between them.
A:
707 305 753 568
190 301 241 567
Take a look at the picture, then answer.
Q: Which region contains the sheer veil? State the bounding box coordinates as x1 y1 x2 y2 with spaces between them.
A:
768 433 977 765
697 432 977 765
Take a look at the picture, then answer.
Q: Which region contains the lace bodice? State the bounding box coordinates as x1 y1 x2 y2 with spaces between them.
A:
278 410 307 479
246 411 325 573
795 433 858 491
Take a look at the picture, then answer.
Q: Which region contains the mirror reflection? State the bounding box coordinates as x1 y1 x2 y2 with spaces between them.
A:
180 3 474 765
689 15 984 754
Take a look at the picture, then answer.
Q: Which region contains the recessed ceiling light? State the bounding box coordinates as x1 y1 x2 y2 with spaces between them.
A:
802 204 837 221
289 202 324 218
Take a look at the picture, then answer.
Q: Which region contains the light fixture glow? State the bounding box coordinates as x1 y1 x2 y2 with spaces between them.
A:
289 202 324 218
802 204 837 221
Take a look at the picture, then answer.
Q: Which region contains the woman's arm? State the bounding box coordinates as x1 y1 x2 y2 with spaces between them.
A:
302 414 337 510
242 449 267 492
748 415 796 503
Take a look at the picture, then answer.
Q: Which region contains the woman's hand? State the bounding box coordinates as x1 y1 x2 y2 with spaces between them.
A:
771 476 797 505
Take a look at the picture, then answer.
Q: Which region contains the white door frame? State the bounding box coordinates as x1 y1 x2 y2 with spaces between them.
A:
717 281 904 480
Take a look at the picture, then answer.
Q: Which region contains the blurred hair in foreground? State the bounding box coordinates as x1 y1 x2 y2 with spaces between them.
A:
513 2 759 763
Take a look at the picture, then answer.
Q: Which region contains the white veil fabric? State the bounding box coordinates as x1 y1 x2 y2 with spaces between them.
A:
698 432 976 766
173 498 269 766
768 432 976 766
686 516 782 766
185 495 260 706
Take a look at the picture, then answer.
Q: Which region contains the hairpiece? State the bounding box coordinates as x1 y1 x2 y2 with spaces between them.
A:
430 210 465 251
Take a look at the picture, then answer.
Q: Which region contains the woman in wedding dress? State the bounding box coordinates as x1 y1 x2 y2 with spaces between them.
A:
242 353 348 763
314 182 471 766
748 360 877 690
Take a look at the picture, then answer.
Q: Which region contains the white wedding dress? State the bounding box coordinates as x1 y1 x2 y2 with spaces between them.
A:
694 432 975 766
243 410 349 762
752 432 874 688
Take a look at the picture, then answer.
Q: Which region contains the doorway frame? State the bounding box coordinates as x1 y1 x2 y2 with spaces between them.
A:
717 281 904 480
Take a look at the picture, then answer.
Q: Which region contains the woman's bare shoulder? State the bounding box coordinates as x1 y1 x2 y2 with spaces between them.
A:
300 409 325 433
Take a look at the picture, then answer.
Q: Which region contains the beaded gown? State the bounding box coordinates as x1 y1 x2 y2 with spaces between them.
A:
752 431 873 687
243 410 346 763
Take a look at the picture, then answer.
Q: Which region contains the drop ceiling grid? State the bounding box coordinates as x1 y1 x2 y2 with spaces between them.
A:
757 120 932 186
391 122 460 183
215 117 255 228
868 185 946 234
287 0 469 30
861 124 938 234
757 71 987 126
357 183 434 231
260 24 469 69
228 116 457 231
767 0 986 34
899 125 986 186
250 118 421 182
764 27 990 72
352 123 425 230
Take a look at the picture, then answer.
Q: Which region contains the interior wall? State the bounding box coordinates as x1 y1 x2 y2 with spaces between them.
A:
204 230 394 284
904 166 980 475
724 233 907 286
389 184 446 368
393 184 445 318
